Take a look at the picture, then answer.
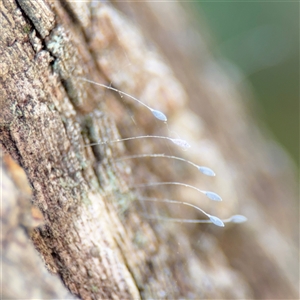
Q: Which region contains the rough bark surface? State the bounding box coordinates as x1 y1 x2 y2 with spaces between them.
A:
1 0 298 299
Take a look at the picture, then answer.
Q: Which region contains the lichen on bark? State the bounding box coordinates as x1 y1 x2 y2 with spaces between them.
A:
1 0 298 299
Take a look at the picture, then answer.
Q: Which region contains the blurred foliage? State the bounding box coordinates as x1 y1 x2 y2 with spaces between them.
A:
193 2 299 166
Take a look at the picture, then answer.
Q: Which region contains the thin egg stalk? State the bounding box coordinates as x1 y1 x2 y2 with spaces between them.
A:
142 213 248 227
116 153 216 177
80 77 168 122
132 182 222 201
139 197 225 227
142 214 225 227
85 135 191 150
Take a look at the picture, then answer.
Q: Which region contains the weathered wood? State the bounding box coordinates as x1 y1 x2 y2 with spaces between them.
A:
1 0 298 299
1 150 76 299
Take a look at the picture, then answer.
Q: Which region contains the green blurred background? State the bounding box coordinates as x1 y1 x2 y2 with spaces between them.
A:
193 1 299 166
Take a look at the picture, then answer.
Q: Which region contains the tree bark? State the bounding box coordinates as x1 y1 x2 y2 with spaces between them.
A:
1 0 298 299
